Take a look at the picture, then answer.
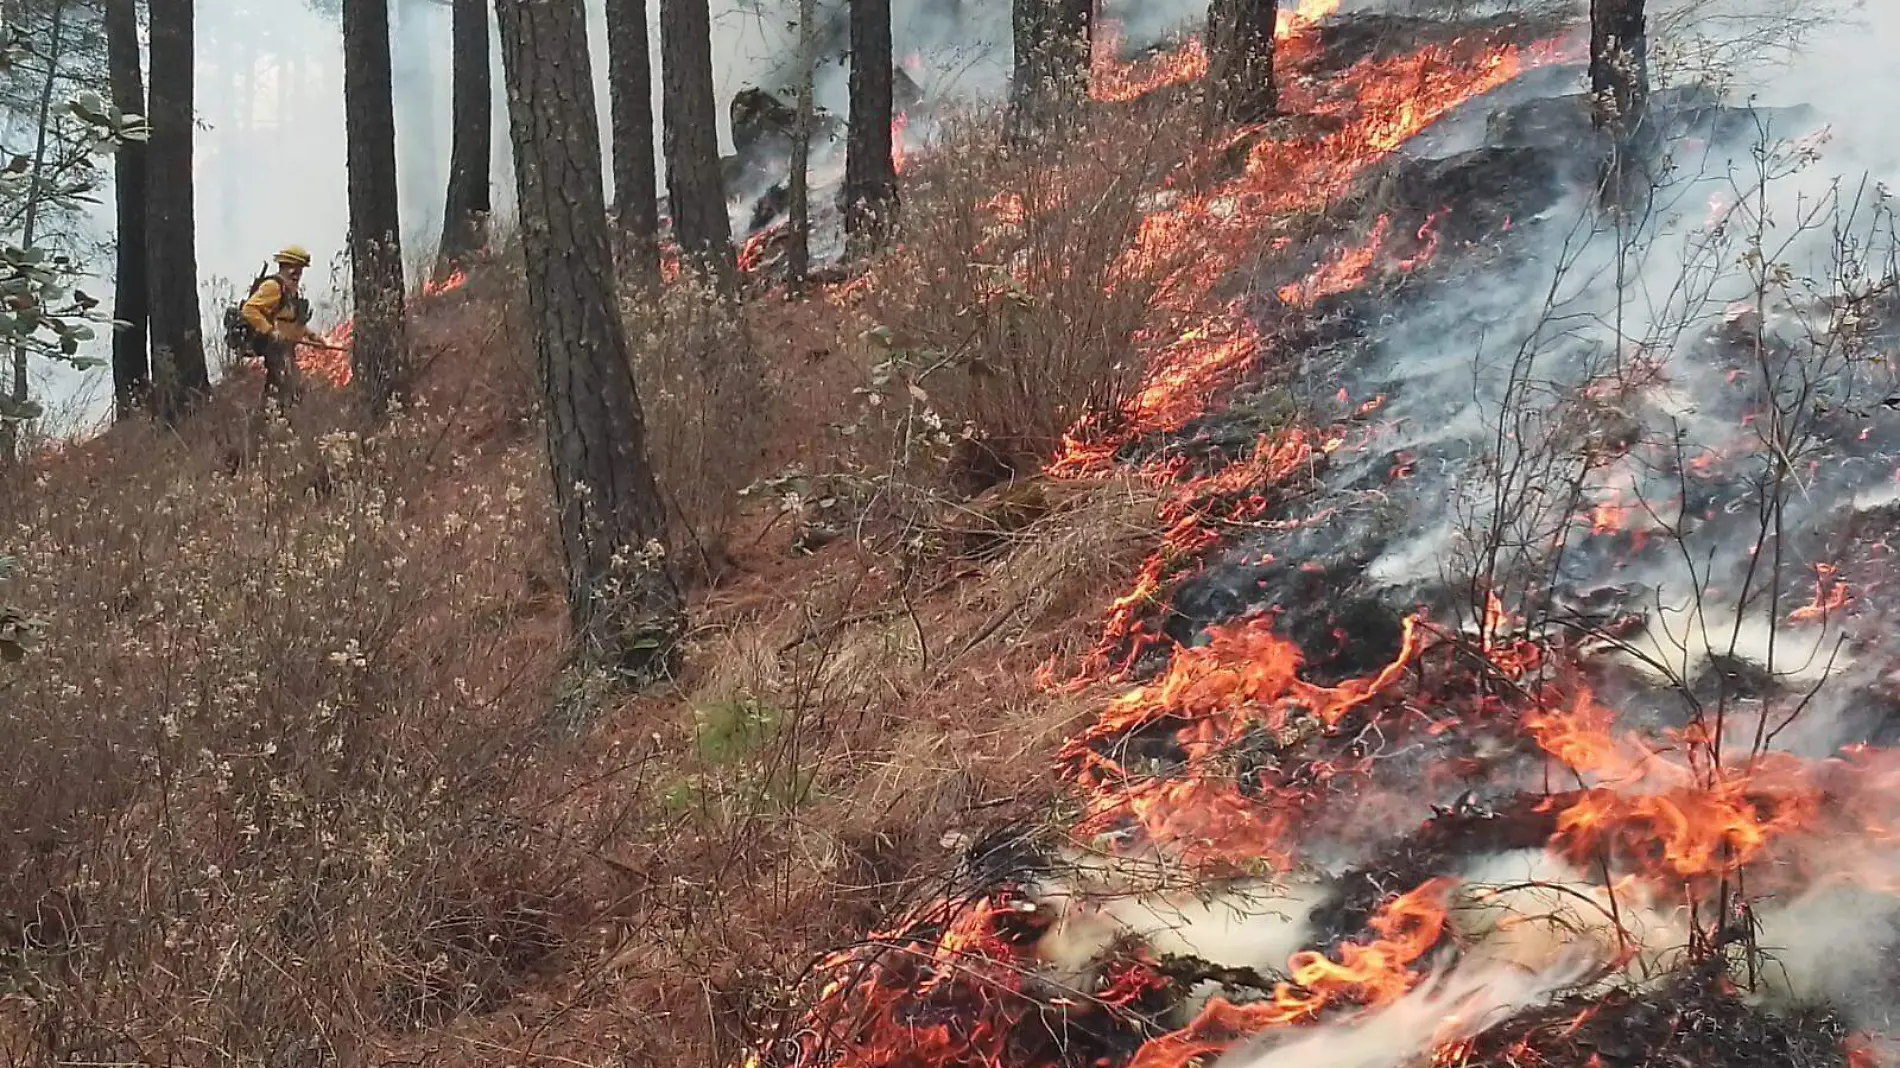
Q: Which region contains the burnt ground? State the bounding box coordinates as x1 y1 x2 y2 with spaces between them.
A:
1462 971 1853 1068
775 14 1900 1068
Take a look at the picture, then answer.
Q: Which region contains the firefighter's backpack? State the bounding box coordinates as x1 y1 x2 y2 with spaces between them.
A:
220 262 276 355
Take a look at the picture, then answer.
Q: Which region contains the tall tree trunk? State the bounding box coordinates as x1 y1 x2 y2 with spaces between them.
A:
494 0 682 678
1206 0 1277 125
1009 0 1090 138
843 0 897 249
1590 0 1647 135
786 0 816 288
658 0 735 294
437 0 491 278
105 0 149 420
605 0 660 291
344 0 409 419
146 0 209 422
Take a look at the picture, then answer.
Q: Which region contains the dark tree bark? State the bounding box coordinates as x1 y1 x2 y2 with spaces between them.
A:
436 0 491 279
1206 0 1277 125
146 0 208 421
1590 0 1648 135
1009 0 1091 138
843 0 898 249
659 0 735 294
343 0 409 419
105 0 148 419
605 0 661 291
786 0 816 288
494 0 682 678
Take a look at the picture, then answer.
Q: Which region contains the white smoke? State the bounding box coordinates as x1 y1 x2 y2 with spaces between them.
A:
1213 954 1594 1068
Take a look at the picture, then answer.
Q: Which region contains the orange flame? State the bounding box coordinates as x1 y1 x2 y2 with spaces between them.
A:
295 269 468 387
1788 562 1851 623
1126 879 1456 1068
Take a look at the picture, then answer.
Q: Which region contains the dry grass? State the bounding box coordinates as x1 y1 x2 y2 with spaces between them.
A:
0 90 1197 1068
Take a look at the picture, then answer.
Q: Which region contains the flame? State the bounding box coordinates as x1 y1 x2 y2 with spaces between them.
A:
1125 879 1456 1068
737 225 781 275
1278 215 1391 306
1788 562 1851 623
768 29 1611 1068
892 112 910 173
294 269 468 387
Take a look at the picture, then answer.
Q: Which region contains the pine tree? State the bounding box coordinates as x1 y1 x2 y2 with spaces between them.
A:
495 0 683 677
436 0 491 279
104 0 148 418
146 0 208 421
659 0 735 293
342 0 408 418
843 0 898 248
605 0 661 290
1009 0 1091 138
1206 0 1277 125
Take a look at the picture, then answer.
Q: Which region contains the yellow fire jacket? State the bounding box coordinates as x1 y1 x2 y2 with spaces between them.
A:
239 277 309 343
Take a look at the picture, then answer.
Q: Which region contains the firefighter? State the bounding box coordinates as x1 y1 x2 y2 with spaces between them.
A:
238 245 316 407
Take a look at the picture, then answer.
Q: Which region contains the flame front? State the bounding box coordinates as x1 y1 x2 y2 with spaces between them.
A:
291 269 468 387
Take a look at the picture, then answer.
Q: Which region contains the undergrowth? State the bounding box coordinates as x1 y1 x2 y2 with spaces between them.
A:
0 94 1195 1067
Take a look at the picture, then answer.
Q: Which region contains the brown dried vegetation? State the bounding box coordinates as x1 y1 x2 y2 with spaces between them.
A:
0 100 1196 1067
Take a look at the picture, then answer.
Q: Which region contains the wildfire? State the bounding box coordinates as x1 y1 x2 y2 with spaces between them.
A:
892 111 910 173
1059 35 1560 480
1125 879 1456 1068
765 21 1720 1068
1788 562 1852 623
293 269 468 387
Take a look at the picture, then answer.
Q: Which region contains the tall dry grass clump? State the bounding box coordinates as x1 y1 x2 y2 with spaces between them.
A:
622 277 770 573
0 377 606 1063
838 101 1205 488
0 82 1201 1068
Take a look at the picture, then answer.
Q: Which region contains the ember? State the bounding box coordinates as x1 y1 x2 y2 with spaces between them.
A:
766 3 1900 1068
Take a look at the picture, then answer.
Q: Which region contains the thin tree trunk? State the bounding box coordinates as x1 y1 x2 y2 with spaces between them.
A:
843 0 897 250
1590 0 1648 135
786 0 816 289
146 0 209 422
106 0 149 419
1591 0 1648 209
605 0 660 291
658 0 735 295
437 0 491 278
1206 0 1277 125
344 0 409 419
494 0 682 678
3 0 68 457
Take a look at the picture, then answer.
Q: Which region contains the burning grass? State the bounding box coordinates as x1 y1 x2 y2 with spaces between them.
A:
8 5 1898 1068
0 247 1172 1067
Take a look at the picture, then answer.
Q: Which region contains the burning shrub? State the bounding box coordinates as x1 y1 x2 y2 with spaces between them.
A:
844 102 1207 491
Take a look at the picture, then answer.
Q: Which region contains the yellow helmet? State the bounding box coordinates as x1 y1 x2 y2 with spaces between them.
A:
274 245 313 268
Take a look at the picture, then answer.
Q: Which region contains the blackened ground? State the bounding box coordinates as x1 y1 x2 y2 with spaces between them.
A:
1305 13 1568 77
1305 794 1565 954
1461 968 1852 1068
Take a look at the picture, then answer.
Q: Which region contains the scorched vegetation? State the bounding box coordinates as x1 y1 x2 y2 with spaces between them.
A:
6 1 1900 1068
